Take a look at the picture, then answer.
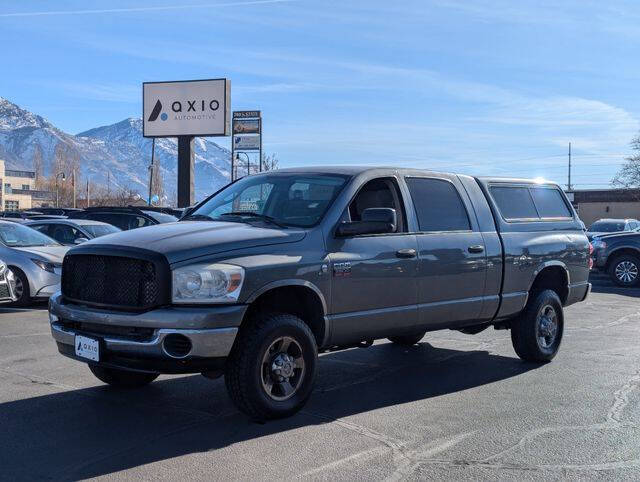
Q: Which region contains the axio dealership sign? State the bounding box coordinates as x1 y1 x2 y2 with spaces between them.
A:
143 79 230 137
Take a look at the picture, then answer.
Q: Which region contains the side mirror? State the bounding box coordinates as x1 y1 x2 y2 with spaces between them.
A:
74 237 89 244
361 207 397 225
336 208 397 237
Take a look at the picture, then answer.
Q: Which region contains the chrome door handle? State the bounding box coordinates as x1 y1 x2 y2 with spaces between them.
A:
468 245 484 253
396 249 417 258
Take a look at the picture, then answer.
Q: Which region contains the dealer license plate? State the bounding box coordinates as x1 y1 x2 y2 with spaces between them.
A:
75 335 100 362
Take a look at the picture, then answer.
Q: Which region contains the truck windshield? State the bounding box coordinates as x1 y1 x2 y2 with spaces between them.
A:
190 173 349 227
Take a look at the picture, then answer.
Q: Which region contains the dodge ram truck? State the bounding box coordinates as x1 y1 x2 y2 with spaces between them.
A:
49 167 591 420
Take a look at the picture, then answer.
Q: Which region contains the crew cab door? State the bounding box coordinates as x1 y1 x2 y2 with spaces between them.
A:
404 175 488 329
326 177 418 346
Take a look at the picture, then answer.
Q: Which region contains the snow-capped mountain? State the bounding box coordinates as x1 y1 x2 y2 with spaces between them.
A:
0 96 231 201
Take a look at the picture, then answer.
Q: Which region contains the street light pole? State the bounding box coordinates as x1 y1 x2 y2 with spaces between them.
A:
235 152 250 177
55 172 66 208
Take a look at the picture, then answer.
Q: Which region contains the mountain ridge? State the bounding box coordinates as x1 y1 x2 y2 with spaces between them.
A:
0 96 231 201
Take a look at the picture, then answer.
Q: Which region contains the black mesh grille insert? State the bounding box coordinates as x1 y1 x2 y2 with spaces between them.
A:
62 254 161 310
0 283 9 299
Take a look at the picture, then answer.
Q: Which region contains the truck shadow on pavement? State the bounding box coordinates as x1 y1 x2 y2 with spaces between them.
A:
1 343 538 480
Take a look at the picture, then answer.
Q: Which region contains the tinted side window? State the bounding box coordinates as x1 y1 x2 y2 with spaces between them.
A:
91 213 128 230
406 178 470 232
530 188 571 218
490 186 538 220
30 224 51 236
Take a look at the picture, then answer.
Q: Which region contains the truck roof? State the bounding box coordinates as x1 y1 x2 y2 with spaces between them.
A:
269 166 562 187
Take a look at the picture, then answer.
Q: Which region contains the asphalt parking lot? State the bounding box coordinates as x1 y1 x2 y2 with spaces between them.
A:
1 276 639 481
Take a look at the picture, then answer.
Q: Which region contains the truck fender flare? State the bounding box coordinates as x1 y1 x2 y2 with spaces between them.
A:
527 261 570 292
245 279 328 316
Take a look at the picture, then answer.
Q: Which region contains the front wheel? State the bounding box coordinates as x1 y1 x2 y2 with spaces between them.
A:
9 267 30 307
88 364 159 388
225 313 318 421
608 254 640 287
511 289 564 363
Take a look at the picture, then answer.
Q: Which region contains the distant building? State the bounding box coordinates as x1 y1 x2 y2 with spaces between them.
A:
0 159 55 211
567 188 640 227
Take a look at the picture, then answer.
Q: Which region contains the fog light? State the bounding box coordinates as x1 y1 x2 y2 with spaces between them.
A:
162 334 192 358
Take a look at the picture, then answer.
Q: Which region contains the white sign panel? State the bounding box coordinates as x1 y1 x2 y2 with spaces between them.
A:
234 135 260 150
143 79 230 137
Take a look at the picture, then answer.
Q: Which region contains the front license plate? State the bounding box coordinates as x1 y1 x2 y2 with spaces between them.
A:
75 335 100 362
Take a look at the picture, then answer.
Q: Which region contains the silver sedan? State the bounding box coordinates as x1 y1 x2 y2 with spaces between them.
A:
0 221 70 306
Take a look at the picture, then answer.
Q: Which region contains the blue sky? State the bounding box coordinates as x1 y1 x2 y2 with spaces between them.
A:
1 0 639 188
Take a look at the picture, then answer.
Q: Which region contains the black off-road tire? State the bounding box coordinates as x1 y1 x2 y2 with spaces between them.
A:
511 289 564 363
608 254 640 287
89 364 159 388
388 331 426 346
225 312 318 421
8 267 30 307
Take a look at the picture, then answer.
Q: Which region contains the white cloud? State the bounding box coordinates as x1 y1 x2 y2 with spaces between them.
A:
0 0 296 18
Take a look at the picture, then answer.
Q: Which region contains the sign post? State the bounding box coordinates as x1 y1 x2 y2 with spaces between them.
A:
143 78 230 207
231 110 261 180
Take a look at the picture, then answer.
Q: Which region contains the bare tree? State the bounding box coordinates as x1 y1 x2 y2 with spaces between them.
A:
262 153 279 171
32 145 44 188
150 164 165 204
613 133 640 188
113 187 141 207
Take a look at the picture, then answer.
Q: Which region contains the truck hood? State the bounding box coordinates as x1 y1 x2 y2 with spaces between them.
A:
81 221 307 264
13 245 69 264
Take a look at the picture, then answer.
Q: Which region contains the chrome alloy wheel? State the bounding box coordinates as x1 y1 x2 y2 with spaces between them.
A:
615 260 638 284
536 304 558 349
261 336 305 401
10 269 24 300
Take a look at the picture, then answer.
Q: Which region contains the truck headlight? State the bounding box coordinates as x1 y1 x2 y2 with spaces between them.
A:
172 263 244 304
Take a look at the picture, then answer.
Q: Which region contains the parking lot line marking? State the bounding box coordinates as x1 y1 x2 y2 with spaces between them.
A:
0 332 50 338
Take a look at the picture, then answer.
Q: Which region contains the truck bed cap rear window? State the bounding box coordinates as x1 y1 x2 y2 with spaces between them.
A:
490 185 572 221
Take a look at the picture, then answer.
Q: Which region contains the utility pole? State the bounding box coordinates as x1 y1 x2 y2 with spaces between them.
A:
567 142 572 191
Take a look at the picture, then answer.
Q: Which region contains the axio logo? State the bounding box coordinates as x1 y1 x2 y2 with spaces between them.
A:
147 100 168 122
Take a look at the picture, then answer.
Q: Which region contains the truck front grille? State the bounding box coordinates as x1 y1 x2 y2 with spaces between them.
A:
62 254 163 310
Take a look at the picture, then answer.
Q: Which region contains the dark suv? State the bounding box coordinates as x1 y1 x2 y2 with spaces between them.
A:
50 167 590 420
68 206 177 231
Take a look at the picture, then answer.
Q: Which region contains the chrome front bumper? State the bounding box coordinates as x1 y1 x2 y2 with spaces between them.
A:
49 292 247 370
50 320 238 359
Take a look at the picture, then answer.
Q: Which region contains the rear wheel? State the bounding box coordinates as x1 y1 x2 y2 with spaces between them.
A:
9 268 30 307
225 312 317 421
88 364 159 388
388 331 426 346
511 289 563 362
608 254 640 287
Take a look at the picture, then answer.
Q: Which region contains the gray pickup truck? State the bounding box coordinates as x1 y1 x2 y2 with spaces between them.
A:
49 167 590 420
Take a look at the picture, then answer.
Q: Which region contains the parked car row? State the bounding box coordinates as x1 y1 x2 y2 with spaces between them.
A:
0 205 182 306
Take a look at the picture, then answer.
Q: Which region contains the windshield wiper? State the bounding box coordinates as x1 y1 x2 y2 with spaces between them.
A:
219 212 287 228
181 214 214 222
